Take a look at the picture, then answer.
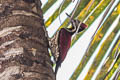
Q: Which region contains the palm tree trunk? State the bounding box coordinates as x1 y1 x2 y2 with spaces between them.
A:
0 0 55 80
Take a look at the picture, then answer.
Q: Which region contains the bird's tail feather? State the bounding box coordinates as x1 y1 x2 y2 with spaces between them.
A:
55 61 61 76
55 64 59 75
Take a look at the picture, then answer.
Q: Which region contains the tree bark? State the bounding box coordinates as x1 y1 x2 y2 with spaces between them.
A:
0 0 55 80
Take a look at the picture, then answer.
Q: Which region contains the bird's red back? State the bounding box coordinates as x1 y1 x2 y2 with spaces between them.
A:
59 28 72 62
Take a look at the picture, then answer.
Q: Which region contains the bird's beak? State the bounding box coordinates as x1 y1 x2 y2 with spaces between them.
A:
66 13 72 20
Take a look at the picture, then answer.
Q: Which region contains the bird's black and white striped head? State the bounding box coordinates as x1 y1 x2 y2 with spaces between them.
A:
66 13 88 34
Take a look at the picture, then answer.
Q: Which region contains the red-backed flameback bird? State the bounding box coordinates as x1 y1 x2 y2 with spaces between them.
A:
48 14 88 75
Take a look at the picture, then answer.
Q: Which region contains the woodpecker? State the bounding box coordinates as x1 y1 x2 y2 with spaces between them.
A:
49 14 88 75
